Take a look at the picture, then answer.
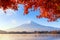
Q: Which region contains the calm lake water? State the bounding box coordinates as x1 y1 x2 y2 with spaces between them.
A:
0 34 60 40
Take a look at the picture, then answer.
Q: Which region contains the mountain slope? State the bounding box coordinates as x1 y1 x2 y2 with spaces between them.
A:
0 30 7 33
7 21 60 32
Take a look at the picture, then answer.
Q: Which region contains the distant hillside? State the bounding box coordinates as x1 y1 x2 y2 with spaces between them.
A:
7 21 60 32
0 30 7 34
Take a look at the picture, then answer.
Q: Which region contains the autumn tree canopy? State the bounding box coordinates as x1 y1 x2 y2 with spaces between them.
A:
0 0 60 22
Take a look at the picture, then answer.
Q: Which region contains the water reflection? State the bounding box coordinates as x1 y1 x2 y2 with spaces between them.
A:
0 34 60 40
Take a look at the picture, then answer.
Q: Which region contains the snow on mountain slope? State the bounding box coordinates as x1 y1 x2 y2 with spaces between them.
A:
7 21 60 32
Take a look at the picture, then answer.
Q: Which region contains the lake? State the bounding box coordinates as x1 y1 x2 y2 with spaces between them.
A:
0 34 60 40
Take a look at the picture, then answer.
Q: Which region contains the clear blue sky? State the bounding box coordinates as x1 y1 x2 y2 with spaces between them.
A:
0 4 60 30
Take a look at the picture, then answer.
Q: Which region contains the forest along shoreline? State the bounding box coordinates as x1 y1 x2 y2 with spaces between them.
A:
0 30 60 34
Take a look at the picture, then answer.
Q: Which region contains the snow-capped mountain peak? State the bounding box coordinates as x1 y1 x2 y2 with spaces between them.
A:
7 21 60 32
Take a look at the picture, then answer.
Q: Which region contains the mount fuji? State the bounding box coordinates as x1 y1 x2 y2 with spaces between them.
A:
7 21 60 32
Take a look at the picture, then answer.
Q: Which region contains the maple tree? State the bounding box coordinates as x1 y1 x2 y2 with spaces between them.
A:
0 0 60 22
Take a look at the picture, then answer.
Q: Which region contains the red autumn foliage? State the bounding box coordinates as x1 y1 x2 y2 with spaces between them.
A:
0 0 60 22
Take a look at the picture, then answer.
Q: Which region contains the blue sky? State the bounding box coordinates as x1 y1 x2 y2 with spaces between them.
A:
0 4 60 30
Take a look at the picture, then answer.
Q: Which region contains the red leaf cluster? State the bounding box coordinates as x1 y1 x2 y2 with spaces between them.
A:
0 0 60 22
0 0 18 10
